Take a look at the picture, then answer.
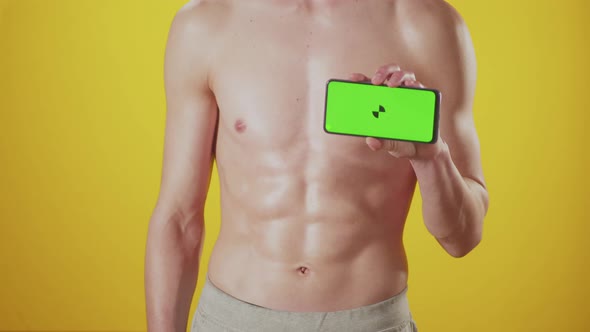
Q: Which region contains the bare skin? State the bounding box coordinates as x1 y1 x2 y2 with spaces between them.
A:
145 0 489 330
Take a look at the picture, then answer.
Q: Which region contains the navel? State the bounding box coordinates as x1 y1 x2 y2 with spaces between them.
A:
234 119 247 133
298 266 310 276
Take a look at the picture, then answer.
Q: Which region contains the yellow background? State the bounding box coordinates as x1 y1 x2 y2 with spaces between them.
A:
0 0 588 331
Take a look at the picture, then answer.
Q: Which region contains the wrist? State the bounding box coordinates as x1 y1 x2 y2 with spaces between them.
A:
409 139 449 166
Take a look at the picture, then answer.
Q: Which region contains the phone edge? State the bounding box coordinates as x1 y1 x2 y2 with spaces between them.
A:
324 78 442 144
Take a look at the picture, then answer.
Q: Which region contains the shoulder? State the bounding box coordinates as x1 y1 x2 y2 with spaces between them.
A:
167 0 231 60
396 0 476 105
395 0 472 64
169 0 230 42
397 0 466 38
165 0 231 84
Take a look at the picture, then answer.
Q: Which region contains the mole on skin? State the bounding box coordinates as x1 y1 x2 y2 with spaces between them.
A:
234 119 247 133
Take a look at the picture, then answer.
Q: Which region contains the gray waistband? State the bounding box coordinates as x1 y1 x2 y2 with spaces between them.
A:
195 274 414 332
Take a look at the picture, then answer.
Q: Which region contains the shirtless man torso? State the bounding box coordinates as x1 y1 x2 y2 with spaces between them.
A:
145 0 489 331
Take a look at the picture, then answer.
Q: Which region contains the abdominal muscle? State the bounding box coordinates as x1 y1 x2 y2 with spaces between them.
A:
206 134 417 312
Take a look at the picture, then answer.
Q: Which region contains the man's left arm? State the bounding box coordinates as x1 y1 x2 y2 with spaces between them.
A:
352 3 489 257
411 4 489 257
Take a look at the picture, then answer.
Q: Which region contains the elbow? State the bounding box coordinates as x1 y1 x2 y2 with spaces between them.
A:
435 216 483 258
151 198 206 230
148 204 206 251
443 228 482 258
446 242 478 258
443 177 489 258
440 196 488 258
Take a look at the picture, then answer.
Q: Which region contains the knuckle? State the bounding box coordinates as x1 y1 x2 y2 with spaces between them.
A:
388 150 402 158
386 140 397 151
386 64 400 72
401 71 413 79
388 72 401 81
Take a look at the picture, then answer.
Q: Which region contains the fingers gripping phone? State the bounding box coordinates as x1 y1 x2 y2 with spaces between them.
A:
323 79 441 144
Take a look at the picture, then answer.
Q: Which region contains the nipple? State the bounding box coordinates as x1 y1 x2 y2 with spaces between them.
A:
234 119 247 133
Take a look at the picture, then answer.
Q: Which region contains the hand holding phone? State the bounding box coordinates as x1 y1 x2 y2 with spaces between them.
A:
323 79 441 144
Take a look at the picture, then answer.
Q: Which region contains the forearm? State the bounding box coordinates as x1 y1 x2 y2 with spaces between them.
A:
410 143 488 257
145 207 204 332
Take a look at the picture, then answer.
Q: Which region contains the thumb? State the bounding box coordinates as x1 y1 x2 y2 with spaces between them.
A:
367 137 416 158
366 137 387 151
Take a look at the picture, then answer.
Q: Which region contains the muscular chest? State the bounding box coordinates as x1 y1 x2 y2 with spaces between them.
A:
210 5 413 151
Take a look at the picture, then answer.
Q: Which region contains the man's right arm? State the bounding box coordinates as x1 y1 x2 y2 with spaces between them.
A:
145 4 218 332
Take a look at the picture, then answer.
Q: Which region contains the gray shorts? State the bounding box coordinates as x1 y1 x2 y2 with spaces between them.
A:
190 275 418 332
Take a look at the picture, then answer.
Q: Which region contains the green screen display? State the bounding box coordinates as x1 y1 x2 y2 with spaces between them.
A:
324 79 440 143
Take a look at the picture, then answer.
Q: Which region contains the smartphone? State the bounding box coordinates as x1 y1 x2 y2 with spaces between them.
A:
323 79 441 144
